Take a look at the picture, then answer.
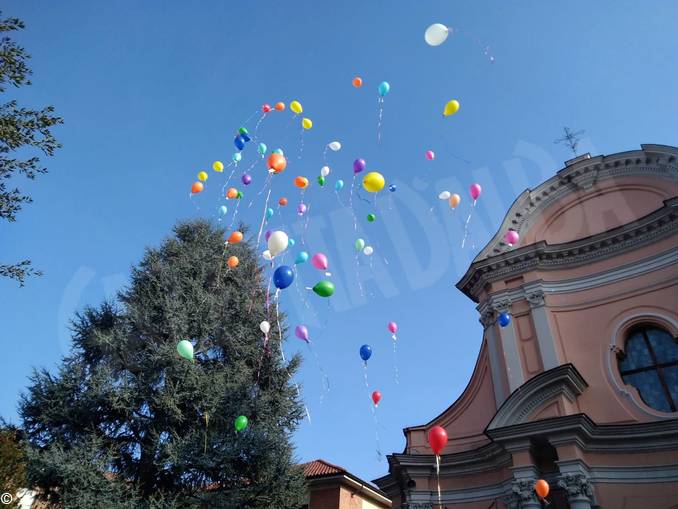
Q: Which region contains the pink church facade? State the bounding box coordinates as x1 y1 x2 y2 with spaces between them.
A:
374 144 678 508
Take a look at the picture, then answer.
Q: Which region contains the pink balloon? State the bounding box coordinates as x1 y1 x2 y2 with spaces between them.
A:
297 202 307 215
505 230 519 246
470 183 482 200
387 321 398 334
311 253 328 271
295 325 309 342
425 150 435 160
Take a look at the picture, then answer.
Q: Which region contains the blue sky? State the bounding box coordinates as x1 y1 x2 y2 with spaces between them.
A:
1 0 676 483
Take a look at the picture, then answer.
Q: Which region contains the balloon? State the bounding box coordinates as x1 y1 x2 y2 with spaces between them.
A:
428 426 448 455
317 176 326 186
352 76 363 88
260 321 271 334
297 202 307 215
290 100 303 114
320 166 330 177
312 280 335 297
274 102 285 111
353 158 366 174
335 179 344 191
388 322 398 334
363 246 374 256
367 213 376 222
227 256 239 268
241 174 252 186
176 340 194 361
219 205 228 215
534 480 550 499
498 313 511 328
273 148 284 155
273 266 294 289
359 344 372 361
295 325 309 342
265 207 274 219
241 132 251 142
258 142 267 156
279 197 288 206
268 153 287 173
355 238 365 251
227 188 238 199
236 191 243 199
362 172 385 192
227 231 243 244
288 238 295 247
294 176 309 189
425 150 435 160
328 141 341 151
505 230 519 246
470 183 482 200
239 127 249 136
267 231 289 257
265 230 272 241
295 251 309 264
262 103 272 113
234 415 248 432
191 182 204 194
311 253 328 271
213 161 224 172
234 135 246 150
449 194 461 209
378 81 390 97
438 191 451 200
233 152 242 163
424 23 450 46
301 118 313 129
389 184 397 192
444 99 460 117
371 390 382 406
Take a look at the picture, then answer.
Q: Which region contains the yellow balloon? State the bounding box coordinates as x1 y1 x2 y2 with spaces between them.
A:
449 193 461 209
362 172 385 193
302 117 313 130
443 99 460 117
212 161 224 172
198 171 208 182
290 100 303 114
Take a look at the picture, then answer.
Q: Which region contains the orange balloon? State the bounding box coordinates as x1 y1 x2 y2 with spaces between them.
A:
352 76 363 88
227 231 243 244
534 480 549 499
279 197 288 206
227 256 239 268
449 193 461 209
226 187 238 199
191 182 204 194
294 176 309 189
274 102 285 111
268 153 287 173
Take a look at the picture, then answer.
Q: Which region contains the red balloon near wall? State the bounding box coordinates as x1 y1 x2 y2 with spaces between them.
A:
428 425 448 455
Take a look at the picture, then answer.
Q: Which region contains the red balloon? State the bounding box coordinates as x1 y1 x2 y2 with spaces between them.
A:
534 479 549 499
191 181 204 194
371 390 382 406
428 425 448 455
262 103 272 113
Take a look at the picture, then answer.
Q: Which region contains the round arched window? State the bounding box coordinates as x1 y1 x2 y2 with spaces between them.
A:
618 326 678 412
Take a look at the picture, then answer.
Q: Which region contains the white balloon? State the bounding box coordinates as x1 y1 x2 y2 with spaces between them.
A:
363 246 374 256
267 231 289 256
262 250 272 261
438 191 451 200
328 141 341 151
425 23 450 47
260 321 270 334
320 166 330 177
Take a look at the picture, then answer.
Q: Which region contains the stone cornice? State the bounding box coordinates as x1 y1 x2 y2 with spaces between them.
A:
458 196 678 302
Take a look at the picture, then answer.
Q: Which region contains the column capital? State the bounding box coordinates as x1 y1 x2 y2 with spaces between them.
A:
557 473 594 504
526 290 545 308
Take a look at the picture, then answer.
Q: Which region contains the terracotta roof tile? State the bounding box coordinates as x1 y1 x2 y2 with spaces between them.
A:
301 459 347 478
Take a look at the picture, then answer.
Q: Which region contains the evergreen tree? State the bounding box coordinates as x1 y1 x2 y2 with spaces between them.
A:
0 421 27 509
20 220 307 508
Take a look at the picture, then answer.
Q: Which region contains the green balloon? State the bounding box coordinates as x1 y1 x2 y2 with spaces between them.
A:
355 238 365 252
317 176 326 186
313 280 335 298
239 127 249 135
367 213 376 222
237 191 243 199
235 415 248 432
176 340 194 361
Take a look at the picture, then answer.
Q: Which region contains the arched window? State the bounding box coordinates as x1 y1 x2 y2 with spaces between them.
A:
618 326 678 412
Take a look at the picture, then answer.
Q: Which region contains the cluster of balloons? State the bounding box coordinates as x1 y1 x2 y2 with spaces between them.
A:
438 191 462 210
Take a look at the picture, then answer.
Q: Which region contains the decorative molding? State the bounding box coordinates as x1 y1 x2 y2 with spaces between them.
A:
526 290 545 308
557 473 594 500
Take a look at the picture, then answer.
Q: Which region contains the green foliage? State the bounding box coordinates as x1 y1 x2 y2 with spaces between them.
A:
0 422 27 509
20 220 307 508
0 11 62 286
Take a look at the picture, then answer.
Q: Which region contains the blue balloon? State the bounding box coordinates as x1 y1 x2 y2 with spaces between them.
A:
219 205 228 215
498 313 511 328
335 179 344 191
234 135 246 151
360 344 372 362
389 184 397 192
241 132 251 142
378 81 390 97
265 207 274 219
295 251 309 264
273 266 294 289
288 238 295 247
273 148 284 155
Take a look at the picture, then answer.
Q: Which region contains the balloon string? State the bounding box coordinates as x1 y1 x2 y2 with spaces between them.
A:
275 291 285 363
461 199 476 248
227 199 242 231
249 171 272 208
436 455 442 506
255 186 273 253
306 341 330 403
253 112 266 136
298 127 305 160
370 396 383 462
334 189 345 207
453 27 495 64
349 174 358 232
363 362 369 389
392 338 400 385
299 203 311 249
377 97 384 143
322 145 328 163
354 252 365 298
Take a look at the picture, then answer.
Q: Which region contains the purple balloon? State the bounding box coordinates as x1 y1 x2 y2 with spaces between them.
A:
353 158 366 174
295 325 309 342
297 202 307 215
241 173 252 185
265 230 272 241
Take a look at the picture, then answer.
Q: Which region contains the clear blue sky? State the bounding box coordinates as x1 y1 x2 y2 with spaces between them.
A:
1 0 676 483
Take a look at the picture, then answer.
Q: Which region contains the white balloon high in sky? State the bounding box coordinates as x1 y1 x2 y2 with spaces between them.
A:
328 141 341 151
425 23 450 46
